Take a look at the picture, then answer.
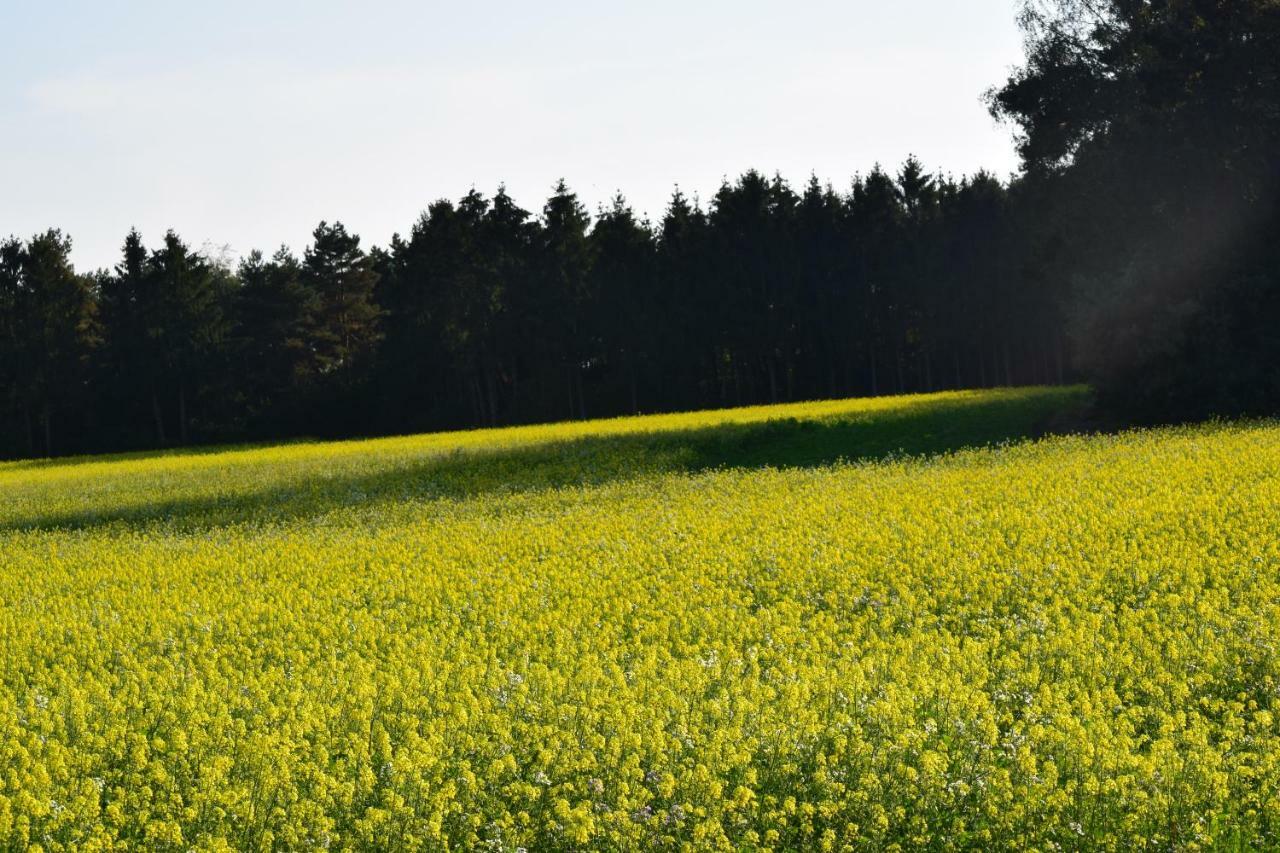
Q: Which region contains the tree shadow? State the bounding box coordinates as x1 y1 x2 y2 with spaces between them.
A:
0 387 1088 534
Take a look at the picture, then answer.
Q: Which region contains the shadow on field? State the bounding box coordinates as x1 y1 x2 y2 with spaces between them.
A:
2 387 1088 533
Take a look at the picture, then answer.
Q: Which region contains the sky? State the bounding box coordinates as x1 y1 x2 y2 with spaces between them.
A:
2 1 1028 272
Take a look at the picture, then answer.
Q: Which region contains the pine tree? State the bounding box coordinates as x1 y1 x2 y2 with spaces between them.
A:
0 238 31 453
235 247 319 423
591 193 655 414
302 221 382 378
145 231 232 444
540 180 595 419
99 229 166 443
849 167 904 395
657 188 711 406
483 186 537 423
8 231 99 455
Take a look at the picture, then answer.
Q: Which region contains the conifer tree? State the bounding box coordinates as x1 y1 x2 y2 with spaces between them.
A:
540 180 594 419
302 221 382 378
235 247 318 421
7 231 99 455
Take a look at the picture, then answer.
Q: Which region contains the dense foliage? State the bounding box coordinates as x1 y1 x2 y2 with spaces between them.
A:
989 0 1280 421
6 386 1280 849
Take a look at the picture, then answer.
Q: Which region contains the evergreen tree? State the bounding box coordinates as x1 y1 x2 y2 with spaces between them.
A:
98 229 162 444
145 231 232 444
0 239 25 452
303 221 382 379
483 186 537 423
234 247 318 427
590 194 656 414
849 166 904 395
539 180 595 419
5 231 99 455
796 176 848 397
896 156 940 391
656 188 711 407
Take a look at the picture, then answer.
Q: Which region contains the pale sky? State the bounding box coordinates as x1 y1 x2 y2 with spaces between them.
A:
2 1 1027 272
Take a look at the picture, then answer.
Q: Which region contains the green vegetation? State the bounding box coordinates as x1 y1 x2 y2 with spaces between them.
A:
5 387 1280 849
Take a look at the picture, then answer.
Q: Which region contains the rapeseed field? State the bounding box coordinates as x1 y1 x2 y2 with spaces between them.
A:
2 386 1278 850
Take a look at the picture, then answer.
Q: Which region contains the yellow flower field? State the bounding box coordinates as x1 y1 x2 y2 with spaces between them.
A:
2 386 1278 850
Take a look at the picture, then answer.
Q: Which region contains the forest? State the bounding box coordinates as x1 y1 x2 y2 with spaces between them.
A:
2 0 1277 458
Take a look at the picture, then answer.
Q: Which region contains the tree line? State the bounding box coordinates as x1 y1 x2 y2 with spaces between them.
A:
0 164 1073 458
5 0 1278 458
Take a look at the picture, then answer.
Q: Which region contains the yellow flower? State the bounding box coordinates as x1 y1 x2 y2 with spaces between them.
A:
0 386 1277 849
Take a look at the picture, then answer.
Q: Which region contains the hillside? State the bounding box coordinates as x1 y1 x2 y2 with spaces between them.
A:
4 385 1280 849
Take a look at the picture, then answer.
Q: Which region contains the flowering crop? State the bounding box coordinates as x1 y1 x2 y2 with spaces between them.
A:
1 386 1278 850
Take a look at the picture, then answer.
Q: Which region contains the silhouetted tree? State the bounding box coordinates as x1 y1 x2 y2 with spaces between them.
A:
539 180 595 419
141 231 232 444
234 247 318 428
303 221 382 380
656 189 712 407
591 194 655 414
0 231 98 455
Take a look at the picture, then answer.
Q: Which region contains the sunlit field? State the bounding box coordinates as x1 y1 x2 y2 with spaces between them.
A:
4 386 1280 850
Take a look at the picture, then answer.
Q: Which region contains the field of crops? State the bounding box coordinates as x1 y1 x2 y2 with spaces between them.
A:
3 385 1280 850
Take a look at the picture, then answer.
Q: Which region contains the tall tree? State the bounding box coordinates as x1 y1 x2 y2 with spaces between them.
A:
0 239 26 452
98 229 161 444
591 194 656 414
303 221 383 380
145 231 232 444
234 247 319 428
4 231 99 455
539 180 595 419
483 186 537 423
849 167 904 395
991 0 1280 420
895 156 941 391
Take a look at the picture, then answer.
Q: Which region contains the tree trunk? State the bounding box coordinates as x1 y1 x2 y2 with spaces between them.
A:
511 367 520 421
469 375 483 427
868 342 878 396
24 405 34 457
484 366 498 427
42 406 53 457
953 348 962 390
178 382 189 445
1002 342 1013 387
151 393 167 445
